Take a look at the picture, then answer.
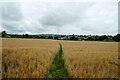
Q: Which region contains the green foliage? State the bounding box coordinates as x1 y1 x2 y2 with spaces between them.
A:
1 30 119 42
86 37 94 41
113 34 120 42
70 34 78 40
23 34 29 38
1 31 7 37
54 35 59 40
99 35 108 41
47 43 69 79
48 35 53 39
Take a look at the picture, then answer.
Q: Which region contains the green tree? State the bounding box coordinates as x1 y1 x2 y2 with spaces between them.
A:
113 34 120 42
1 31 7 37
54 35 59 40
23 34 29 38
98 35 108 41
70 34 76 40
48 35 53 39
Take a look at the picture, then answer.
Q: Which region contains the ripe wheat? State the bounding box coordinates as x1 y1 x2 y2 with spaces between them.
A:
2 38 58 78
60 40 118 78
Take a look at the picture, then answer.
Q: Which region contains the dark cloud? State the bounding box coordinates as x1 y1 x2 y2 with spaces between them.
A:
1 1 118 35
1 2 25 33
2 2 23 21
2 20 25 33
39 9 80 27
37 2 94 34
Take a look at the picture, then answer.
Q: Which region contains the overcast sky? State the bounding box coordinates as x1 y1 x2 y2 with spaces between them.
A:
0 0 119 35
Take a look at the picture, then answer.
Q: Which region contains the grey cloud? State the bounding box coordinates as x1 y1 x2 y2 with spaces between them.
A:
39 13 78 34
38 2 94 34
2 23 25 33
2 2 23 21
39 9 80 27
2 20 25 33
1 1 118 35
79 2 118 35
1 2 25 33
23 20 47 33
117 1 120 34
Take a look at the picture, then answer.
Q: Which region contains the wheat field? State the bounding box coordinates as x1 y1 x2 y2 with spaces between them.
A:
2 38 58 78
59 40 118 78
2 38 118 78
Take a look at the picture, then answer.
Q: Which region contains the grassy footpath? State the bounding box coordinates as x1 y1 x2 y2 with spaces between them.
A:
47 42 70 79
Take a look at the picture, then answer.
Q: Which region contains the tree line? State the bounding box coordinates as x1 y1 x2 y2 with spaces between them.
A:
0 31 120 42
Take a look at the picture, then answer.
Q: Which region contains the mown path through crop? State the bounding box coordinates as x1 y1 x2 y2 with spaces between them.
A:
46 42 69 79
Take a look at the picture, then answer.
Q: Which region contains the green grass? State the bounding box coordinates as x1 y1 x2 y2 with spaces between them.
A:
47 43 69 79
